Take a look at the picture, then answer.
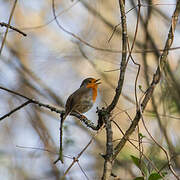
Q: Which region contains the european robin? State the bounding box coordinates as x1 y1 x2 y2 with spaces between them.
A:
63 77 101 121
54 77 101 164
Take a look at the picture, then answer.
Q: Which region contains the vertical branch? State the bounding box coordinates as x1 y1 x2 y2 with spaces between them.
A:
101 112 113 180
53 114 64 164
102 0 128 179
106 0 128 113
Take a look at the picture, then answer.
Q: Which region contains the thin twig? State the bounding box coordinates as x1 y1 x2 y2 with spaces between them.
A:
0 100 31 121
16 145 57 155
77 161 90 180
21 0 80 31
112 120 165 179
62 127 104 177
51 0 180 55
126 0 141 108
53 114 64 164
140 108 179 179
0 86 62 113
0 22 27 36
0 0 18 55
51 0 120 53
108 4 138 43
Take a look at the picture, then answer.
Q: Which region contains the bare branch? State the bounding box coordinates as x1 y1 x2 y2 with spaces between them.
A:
106 0 128 113
0 22 27 36
112 0 180 162
0 0 18 55
62 127 104 178
0 100 31 121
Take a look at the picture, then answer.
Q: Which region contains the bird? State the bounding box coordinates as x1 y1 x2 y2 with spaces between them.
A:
54 77 101 164
63 77 101 121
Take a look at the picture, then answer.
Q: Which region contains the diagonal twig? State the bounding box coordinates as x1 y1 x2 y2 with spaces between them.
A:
0 100 31 121
62 126 104 177
0 0 18 55
0 22 27 36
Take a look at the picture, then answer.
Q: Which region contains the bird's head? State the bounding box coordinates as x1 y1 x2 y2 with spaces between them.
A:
80 78 101 88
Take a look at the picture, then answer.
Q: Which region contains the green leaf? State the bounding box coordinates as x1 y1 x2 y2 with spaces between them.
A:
148 173 162 180
131 155 141 167
148 172 167 180
131 155 147 176
139 133 146 139
134 177 144 180
139 85 142 90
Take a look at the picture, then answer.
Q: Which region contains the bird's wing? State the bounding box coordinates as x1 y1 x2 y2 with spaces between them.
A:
64 93 75 117
65 87 89 114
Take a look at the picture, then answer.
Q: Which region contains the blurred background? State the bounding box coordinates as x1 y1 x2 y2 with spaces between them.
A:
0 0 180 179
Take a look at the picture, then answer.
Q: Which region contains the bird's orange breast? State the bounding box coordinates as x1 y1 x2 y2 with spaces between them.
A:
92 86 97 102
86 83 98 102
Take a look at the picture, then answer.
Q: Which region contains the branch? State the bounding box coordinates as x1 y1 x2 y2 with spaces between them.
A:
54 109 104 164
0 100 31 121
0 22 27 36
102 0 128 179
106 0 128 113
51 0 120 53
101 111 113 180
51 0 180 55
141 112 179 179
0 85 105 167
0 86 62 114
0 0 18 55
62 127 104 178
0 86 104 129
112 0 180 161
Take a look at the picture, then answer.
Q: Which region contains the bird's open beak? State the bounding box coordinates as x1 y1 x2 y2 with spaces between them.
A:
95 79 101 85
